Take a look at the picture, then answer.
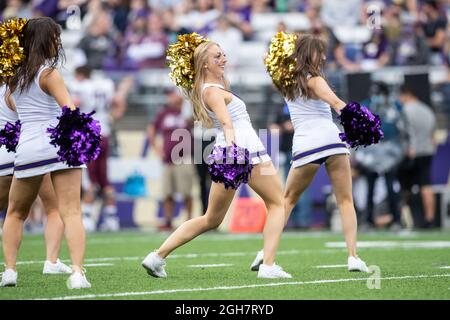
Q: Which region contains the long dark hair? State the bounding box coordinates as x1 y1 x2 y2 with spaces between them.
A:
7 17 65 94
280 34 327 101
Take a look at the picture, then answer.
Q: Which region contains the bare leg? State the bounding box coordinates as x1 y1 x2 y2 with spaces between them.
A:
2 175 43 270
0 176 13 211
51 169 85 273
325 155 357 257
421 185 435 223
156 182 235 258
184 196 193 220
284 163 320 225
163 197 175 227
248 161 286 266
39 174 64 263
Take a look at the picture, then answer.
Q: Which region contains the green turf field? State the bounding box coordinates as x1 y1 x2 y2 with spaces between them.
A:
0 230 449 300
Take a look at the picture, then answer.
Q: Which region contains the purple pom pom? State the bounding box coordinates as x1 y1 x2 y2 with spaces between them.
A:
207 144 253 190
0 120 21 153
47 106 102 167
338 102 384 149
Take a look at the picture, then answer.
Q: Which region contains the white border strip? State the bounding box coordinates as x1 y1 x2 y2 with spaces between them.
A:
2 249 305 266
315 264 347 269
326 241 450 249
188 264 233 268
36 274 450 300
83 263 114 267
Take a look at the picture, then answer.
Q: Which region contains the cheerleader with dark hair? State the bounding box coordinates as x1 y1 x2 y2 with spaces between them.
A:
0 17 96 289
251 33 383 272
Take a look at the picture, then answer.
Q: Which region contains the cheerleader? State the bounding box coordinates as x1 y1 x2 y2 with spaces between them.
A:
0 83 73 282
0 17 90 289
251 33 369 272
142 35 292 279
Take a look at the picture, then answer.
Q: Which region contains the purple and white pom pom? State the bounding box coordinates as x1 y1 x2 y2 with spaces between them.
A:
207 144 253 190
0 120 21 153
47 106 102 167
338 102 384 149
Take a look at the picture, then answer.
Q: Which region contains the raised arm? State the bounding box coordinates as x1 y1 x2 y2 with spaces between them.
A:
203 87 235 145
39 68 76 110
307 76 346 113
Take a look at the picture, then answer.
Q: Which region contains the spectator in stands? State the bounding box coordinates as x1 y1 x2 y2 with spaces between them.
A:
77 9 119 69
355 82 407 231
250 0 274 13
121 9 149 69
105 0 129 34
149 0 186 12
320 0 363 28
390 23 429 66
308 9 360 71
125 12 169 69
162 6 191 43
398 84 437 228
2 0 32 19
177 0 220 34
224 0 253 40
69 66 125 232
208 15 243 68
360 28 390 70
148 88 195 231
32 0 59 19
420 0 447 65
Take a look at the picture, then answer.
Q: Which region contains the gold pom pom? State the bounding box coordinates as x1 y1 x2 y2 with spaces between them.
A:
264 31 298 90
166 33 209 90
0 18 27 77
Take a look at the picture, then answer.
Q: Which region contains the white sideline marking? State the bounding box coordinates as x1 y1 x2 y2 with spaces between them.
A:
188 264 233 268
1 249 304 266
438 266 450 269
326 241 450 249
316 264 347 269
36 274 450 300
83 263 114 267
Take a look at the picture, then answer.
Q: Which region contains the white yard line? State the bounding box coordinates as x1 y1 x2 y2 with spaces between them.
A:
438 266 450 269
315 264 348 268
83 263 114 267
188 264 234 268
0 230 431 247
36 273 450 300
1 249 304 266
326 241 450 249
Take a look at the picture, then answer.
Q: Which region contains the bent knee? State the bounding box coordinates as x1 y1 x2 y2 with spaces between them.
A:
204 216 223 229
336 194 354 207
284 189 301 205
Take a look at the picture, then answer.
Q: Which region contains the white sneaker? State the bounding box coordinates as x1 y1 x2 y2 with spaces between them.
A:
0 269 17 287
43 259 72 274
83 216 96 233
142 252 167 278
257 264 292 279
67 271 91 289
348 256 369 272
250 250 264 271
99 216 120 232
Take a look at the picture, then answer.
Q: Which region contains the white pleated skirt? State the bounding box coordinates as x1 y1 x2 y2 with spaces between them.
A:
14 120 85 179
291 118 350 168
214 119 271 165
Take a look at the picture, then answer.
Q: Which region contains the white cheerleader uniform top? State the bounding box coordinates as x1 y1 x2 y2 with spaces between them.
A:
286 91 349 168
202 83 270 165
0 85 18 176
12 65 84 178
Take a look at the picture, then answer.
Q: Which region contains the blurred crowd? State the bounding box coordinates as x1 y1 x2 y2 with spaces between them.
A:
0 0 448 233
1 0 449 70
